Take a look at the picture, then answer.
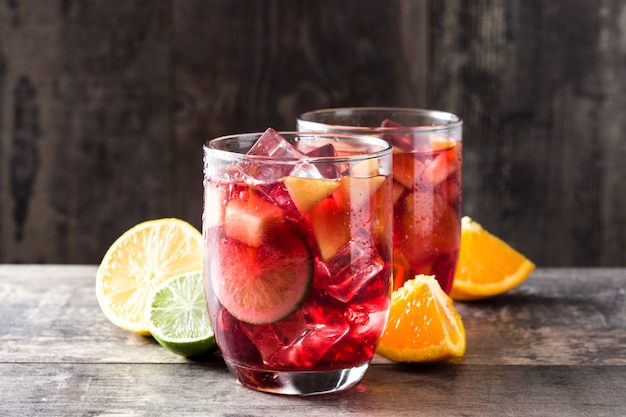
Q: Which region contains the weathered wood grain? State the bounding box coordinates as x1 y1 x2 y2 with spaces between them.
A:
0 1 171 264
1 363 624 416
0 265 625 415
428 0 626 267
1 1 625 266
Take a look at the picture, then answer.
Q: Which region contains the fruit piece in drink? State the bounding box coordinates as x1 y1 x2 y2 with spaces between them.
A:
211 222 313 325
333 175 386 211
224 193 285 248
282 176 340 214
308 196 351 261
212 182 315 325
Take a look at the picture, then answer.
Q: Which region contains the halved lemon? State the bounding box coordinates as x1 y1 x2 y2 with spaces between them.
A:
96 218 203 334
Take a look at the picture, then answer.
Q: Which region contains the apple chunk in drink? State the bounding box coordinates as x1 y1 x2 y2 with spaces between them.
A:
203 129 393 395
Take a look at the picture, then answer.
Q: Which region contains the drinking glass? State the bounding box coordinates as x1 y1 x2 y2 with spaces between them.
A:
298 108 462 293
203 129 393 395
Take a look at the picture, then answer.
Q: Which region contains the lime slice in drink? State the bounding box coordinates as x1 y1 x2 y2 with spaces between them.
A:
212 226 313 325
146 271 217 357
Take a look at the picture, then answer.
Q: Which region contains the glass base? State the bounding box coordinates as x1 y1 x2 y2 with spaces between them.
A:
225 361 369 396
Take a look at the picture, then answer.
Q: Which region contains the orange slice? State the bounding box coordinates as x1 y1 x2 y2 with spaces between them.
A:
376 275 466 362
450 216 535 301
96 218 203 334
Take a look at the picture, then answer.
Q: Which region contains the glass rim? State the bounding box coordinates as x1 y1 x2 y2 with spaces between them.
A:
297 107 463 132
204 131 393 164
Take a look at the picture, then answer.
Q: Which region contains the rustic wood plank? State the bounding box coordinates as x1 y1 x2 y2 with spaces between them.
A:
428 0 626 267
0 1 171 264
0 265 178 364
0 363 624 416
455 268 626 366
0 266 625 415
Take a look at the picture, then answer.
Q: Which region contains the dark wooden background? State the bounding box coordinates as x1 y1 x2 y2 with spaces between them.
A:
1 1 625 266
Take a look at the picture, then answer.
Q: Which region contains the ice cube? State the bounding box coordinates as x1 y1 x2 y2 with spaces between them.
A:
305 144 339 179
244 128 304 184
324 308 388 365
268 325 350 368
380 118 431 152
346 307 388 343
306 143 337 158
248 128 304 159
289 162 323 179
288 140 341 181
242 302 350 368
314 228 384 302
256 182 302 222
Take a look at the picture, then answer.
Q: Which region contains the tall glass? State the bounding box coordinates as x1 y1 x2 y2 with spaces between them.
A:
298 108 462 294
203 129 393 395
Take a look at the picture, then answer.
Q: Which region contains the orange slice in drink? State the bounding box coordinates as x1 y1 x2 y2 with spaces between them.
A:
450 216 535 301
376 275 466 362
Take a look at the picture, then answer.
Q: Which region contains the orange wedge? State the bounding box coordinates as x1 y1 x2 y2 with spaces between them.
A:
96 218 203 334
376 275 466 362
450 216 535 301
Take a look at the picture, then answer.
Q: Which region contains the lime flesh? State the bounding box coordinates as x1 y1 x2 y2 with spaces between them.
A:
212 226 313 325
147 271 216 357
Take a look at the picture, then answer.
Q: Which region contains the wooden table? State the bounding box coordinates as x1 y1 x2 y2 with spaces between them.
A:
1 265 624 416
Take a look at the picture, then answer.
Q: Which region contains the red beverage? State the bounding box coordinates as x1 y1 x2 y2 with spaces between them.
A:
390 140 462 293
298 108 463 294
203 129 393 395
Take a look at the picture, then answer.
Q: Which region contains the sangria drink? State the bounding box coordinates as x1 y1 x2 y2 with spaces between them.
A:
203 129 393 395
298 108 462 293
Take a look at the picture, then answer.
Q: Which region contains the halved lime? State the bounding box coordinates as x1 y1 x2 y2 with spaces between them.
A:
146 271 216 357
